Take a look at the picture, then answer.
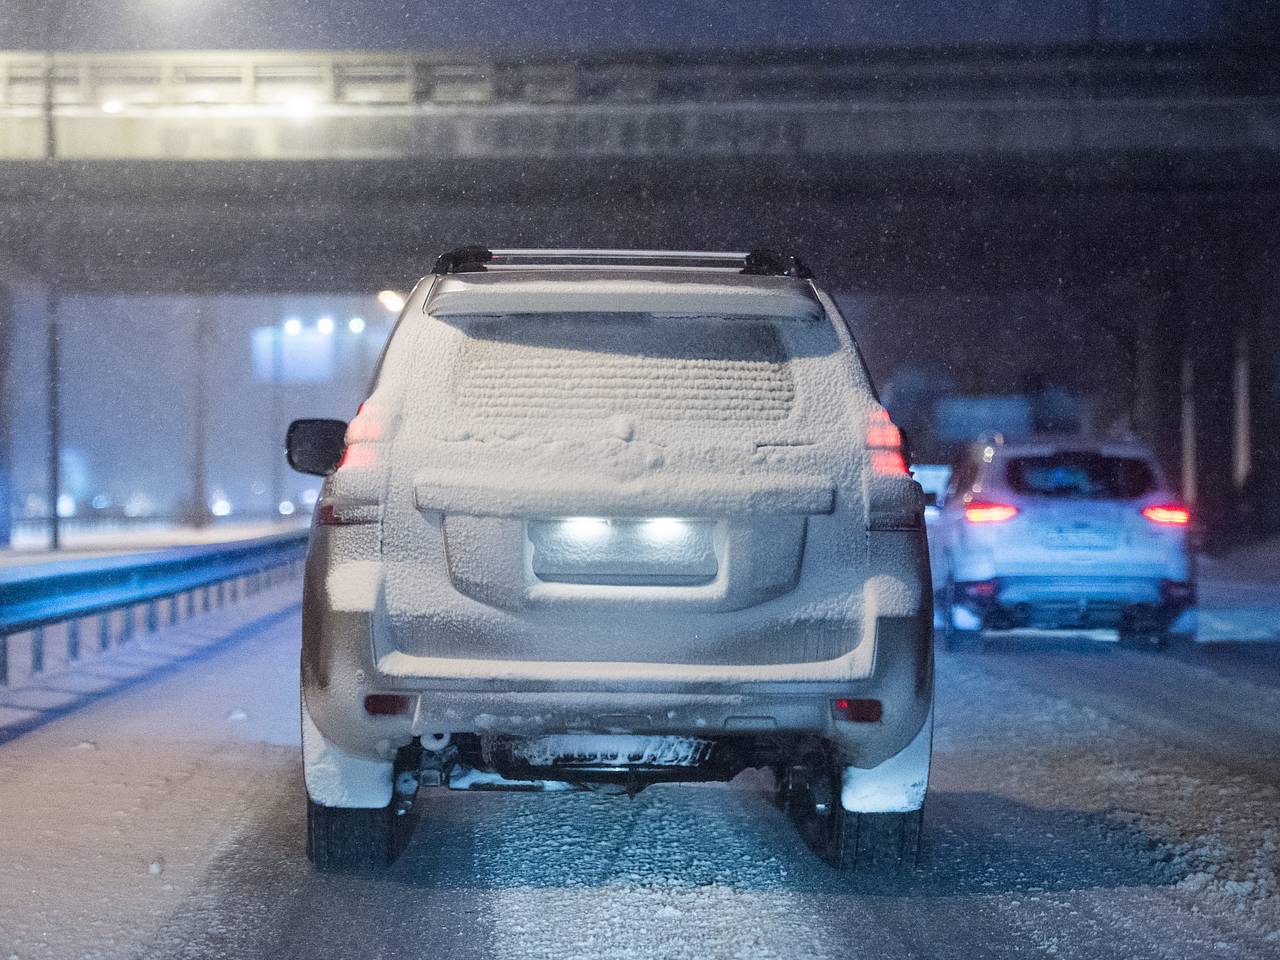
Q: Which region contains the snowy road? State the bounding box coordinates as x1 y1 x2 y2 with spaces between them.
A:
3 587 1280 959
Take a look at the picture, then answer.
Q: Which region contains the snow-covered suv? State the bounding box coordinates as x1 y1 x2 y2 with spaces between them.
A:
286 248 933 872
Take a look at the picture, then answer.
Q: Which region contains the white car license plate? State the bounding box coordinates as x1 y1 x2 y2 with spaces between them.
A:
1043 526 1115 549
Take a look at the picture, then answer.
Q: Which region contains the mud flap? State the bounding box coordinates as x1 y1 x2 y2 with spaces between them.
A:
840 705 932 814
301 694 394 808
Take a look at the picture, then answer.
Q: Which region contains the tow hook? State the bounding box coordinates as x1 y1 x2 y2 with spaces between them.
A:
393 770 420 816
392 739 425 816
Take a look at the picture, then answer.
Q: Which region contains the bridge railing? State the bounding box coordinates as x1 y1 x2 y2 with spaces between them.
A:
1 44 1276 112
0 531 307 689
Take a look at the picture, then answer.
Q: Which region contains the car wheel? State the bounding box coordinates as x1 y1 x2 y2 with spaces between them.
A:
941 577 984 652
833 807 924 872
1118 612 1169 652
306 797 395 871
789 761 922 873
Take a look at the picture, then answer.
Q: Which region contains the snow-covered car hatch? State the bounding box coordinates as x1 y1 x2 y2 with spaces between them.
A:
407 308 843 606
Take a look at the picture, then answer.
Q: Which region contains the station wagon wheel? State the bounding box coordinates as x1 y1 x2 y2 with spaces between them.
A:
1117 610 1172 653
941 575 984 652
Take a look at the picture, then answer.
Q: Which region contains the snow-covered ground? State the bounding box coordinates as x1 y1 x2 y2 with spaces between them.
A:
1198 540 1280 643
2 577 1280 958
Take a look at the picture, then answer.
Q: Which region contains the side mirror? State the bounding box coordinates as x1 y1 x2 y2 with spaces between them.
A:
286 418 348 476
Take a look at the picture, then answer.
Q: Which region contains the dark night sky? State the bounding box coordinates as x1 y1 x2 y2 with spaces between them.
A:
0 1 1236 53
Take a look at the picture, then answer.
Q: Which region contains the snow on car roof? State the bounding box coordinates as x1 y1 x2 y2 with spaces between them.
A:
424 269 824 319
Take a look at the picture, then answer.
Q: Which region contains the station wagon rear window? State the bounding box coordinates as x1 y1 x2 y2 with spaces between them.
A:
1005 453 1156 500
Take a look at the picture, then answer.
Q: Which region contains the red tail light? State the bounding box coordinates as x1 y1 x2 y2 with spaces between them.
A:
335 443 376 471
833 698 883 723
867 409 908 476
336 401 382 471
364 694 412 717
964 502 1019 524
1142 504 1191 525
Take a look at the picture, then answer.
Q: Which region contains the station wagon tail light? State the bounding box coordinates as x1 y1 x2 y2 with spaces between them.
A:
1142 504 1191 525
964 501 1019 524
867 409 908 476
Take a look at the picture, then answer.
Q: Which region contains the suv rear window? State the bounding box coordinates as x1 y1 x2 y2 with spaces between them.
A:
1005 453 1156 500
450 313 801 422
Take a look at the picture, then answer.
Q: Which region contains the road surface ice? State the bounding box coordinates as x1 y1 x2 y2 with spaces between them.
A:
2 587 1280 958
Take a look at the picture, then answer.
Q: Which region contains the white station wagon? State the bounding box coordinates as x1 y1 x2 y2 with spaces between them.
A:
936 438 1195 649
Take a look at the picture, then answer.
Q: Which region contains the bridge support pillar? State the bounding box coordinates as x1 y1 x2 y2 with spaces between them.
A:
0 280 12 547
1170 241 1275 549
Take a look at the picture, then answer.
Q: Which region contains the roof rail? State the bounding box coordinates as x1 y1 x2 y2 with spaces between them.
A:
741 249 813 279
432 245 493 274
430 247 814 278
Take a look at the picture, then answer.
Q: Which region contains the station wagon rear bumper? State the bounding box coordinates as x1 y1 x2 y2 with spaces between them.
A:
952 576 1194 630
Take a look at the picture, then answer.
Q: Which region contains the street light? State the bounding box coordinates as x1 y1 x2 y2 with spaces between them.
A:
377 290 406 313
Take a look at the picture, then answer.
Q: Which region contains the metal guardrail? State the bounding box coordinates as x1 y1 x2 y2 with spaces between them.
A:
0 531 307 687
8 513 292 543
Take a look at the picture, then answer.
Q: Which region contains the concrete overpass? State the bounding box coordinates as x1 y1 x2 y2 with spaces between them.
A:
0 44 1277 291
0 44 1277 543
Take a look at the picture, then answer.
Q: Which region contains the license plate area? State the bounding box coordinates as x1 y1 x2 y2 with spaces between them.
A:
1041 525 1116 550
528 517 719 586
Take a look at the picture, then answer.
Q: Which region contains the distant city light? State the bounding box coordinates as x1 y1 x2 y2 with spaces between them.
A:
91 493 111 510
316 316 335 335
302 488 319 506
101 99 126 114
210 490 233 517
283 317 303 336
124 491 158 518
286 96 317 120
377 290 406 313
56 493 76 518
348 316 366 334
278 499 296 516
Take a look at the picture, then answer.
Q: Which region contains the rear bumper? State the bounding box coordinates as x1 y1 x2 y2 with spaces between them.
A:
302 608 933 772
952 576 1195 630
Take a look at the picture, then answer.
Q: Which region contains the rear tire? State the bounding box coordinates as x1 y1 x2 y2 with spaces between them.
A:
941 577 984 652
1118 611 1170 652
306 798 395 871
789 761 923 873
833 808 924 872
